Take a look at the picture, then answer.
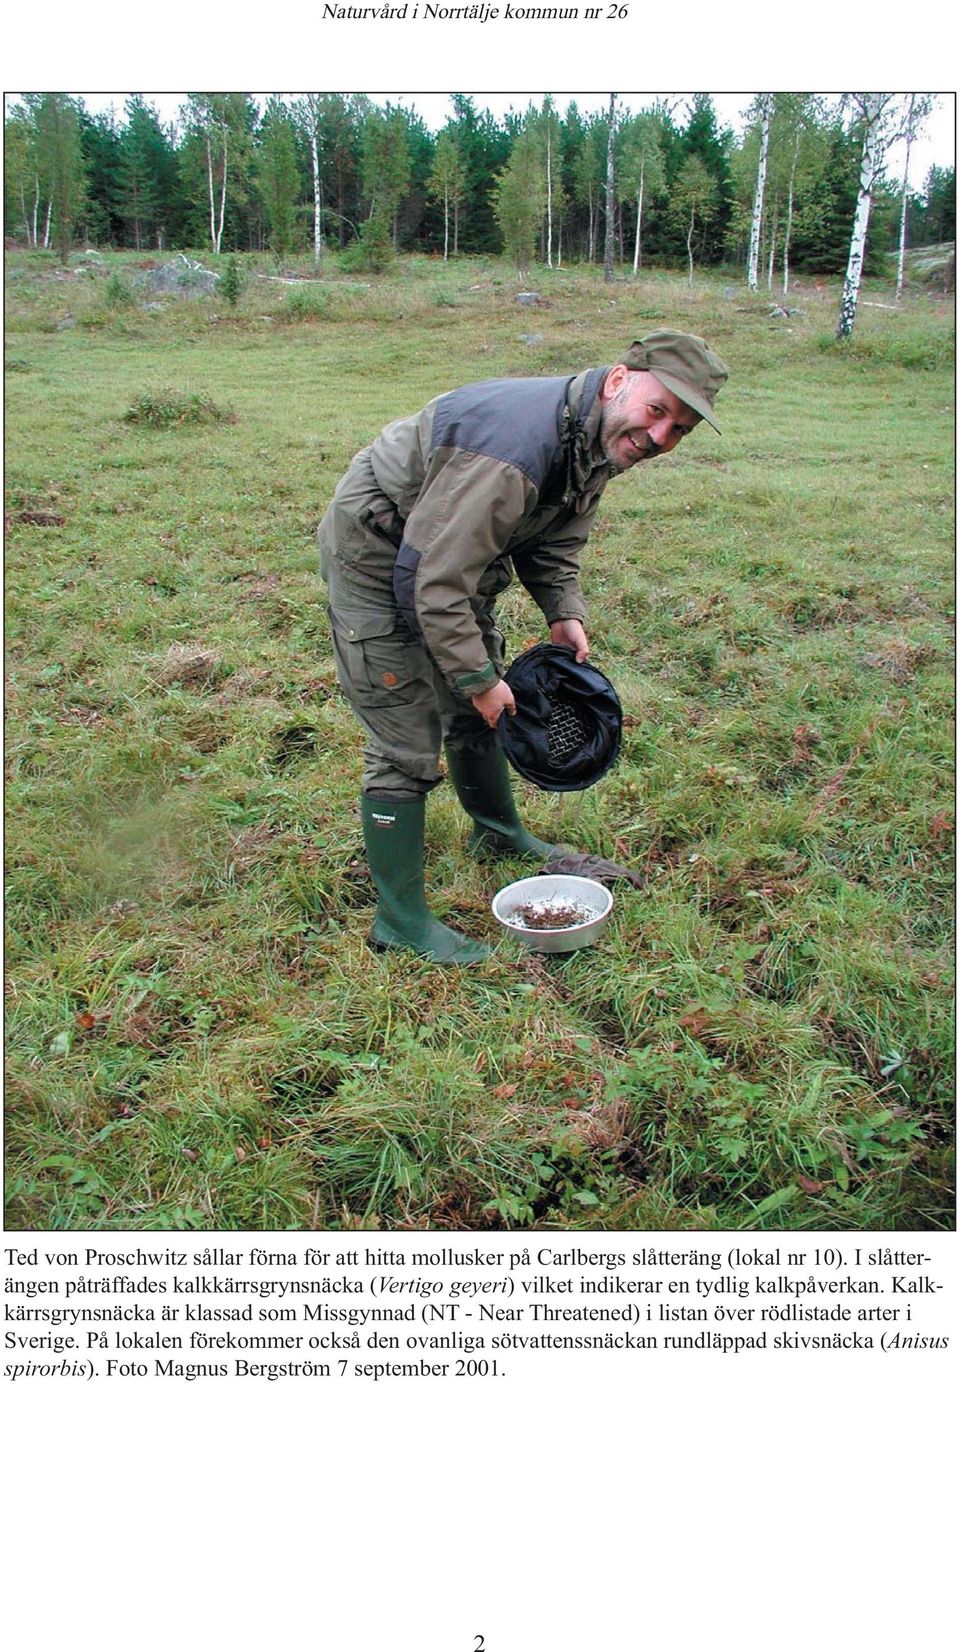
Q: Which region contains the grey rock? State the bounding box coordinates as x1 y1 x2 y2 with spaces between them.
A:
136 256 217 297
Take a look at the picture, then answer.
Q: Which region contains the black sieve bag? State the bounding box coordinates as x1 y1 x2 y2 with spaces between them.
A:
499 644 623 792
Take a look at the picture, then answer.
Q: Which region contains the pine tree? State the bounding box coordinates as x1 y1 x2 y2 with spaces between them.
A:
913 165 955 245
77 104 125 246
115 96 169 250
258 97 301 259
361 106 412 253
447 95 511 253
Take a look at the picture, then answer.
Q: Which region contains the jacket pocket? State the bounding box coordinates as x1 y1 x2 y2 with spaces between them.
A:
359 503 404 548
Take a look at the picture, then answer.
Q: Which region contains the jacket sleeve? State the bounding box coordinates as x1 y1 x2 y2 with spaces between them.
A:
511 490 605 625
398 448 538 694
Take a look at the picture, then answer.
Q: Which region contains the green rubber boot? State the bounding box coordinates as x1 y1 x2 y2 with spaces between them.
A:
445 742 558 861
361 793 490 963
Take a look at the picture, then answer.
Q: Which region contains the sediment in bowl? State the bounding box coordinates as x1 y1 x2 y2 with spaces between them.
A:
492 874 613 953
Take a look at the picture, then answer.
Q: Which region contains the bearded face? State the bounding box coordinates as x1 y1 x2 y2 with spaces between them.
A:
599 369 700 471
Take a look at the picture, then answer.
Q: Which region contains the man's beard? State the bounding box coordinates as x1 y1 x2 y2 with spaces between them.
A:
601 428 661 472
599 388 661 470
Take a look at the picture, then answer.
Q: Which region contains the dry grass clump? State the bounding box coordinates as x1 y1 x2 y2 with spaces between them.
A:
150 643 222 687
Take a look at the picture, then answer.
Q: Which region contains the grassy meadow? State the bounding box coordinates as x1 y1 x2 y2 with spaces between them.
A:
4 247 955 1231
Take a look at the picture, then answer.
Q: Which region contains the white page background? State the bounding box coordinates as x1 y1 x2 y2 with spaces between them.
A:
3 12 956 1649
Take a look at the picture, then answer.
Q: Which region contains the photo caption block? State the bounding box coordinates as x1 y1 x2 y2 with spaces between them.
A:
3 1236 951 1385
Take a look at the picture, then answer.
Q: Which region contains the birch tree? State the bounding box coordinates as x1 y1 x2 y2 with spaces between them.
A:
835 93 902 340
746 94 773 291
531 96 563 268
185 95 254 256
572 113 609 262
603 92 617 282
4 104 39 245
896 95 932 300
187 95 228 255
617 111 666 274
31 94 86 262
672 155 718 286
428 132 466 260
736 95 831 295
294 95 325 267
772 95 828 295
492 127 545 279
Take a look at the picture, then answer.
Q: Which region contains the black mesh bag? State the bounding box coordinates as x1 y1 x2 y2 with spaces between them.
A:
498 644 623 792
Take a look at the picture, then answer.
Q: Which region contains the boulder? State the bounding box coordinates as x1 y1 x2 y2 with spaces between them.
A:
136 255 217 297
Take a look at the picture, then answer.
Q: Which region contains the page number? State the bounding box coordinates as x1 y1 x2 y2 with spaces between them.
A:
474 1639 485 1650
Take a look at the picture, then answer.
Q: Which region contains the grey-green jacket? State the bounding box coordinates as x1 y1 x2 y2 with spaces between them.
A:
318 367 614 696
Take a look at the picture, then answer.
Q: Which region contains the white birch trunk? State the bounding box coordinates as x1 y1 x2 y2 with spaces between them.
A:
216 125 228 256
603 93 616 282
443 187 449 260
767 207 777 288
311 128 323 268
632 162 645 275
747 96 771 292
896 97 916 302
206 134 217 255
43 197 52 249
546 125 553 269
782 134 798 295
687 205 695 285
31 175 40 247
836 94 884 340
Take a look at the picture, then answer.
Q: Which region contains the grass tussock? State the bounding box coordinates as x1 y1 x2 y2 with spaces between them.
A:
124 388 237 427
4 249 955 1232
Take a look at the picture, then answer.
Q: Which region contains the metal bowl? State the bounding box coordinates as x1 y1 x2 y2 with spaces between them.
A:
491 873 613 954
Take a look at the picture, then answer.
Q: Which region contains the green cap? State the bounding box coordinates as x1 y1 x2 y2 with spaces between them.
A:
621 329 729 432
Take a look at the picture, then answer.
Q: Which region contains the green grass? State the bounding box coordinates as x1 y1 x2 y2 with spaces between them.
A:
4 247 955 1231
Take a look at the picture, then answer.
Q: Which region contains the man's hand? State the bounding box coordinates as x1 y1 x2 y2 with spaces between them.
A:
550 618 590 662
470 679 516 728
